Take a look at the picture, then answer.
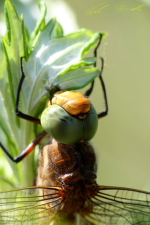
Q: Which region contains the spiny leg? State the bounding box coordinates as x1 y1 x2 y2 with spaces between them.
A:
0 131 47 163
84 33 103 97
0 58 47 162
16 57 41 124
97 57 108 119
84 33 108 119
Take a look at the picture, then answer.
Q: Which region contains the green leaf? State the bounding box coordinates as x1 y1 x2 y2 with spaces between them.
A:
55 68 100 90
0 0 27 186
29 1 47 55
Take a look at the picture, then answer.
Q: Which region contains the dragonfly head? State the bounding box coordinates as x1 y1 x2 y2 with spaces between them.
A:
41 91 98 145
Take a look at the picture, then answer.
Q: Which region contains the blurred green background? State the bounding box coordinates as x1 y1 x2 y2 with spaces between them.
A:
0 0 150 192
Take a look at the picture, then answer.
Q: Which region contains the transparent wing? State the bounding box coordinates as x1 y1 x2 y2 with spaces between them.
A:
1 185 150 225
0 186 62 225
86 186 150 225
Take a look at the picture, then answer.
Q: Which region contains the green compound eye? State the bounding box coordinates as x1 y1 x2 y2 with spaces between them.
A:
41 105 98 145
83 105 98 141
41 105 83 145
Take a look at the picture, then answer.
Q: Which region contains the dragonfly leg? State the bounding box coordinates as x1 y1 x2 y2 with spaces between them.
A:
0 131 47 163
84 33 103 97
84 33 108 119
97 57 108 119
15 57 41 124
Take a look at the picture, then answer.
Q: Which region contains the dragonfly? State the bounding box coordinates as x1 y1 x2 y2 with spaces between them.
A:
1 35 150 225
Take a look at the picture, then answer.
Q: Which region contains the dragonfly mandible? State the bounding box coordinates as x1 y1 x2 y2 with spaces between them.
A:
0 34 150 225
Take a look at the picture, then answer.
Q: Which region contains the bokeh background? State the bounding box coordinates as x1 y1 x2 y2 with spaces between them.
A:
0 0 150 191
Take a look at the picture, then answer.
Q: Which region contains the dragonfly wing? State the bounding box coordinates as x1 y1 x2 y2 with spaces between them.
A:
0 186 62 225
86 185 150 225
1 185 150 225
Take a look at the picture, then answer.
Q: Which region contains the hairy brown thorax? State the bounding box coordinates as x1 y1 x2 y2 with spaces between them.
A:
36 138 98 218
